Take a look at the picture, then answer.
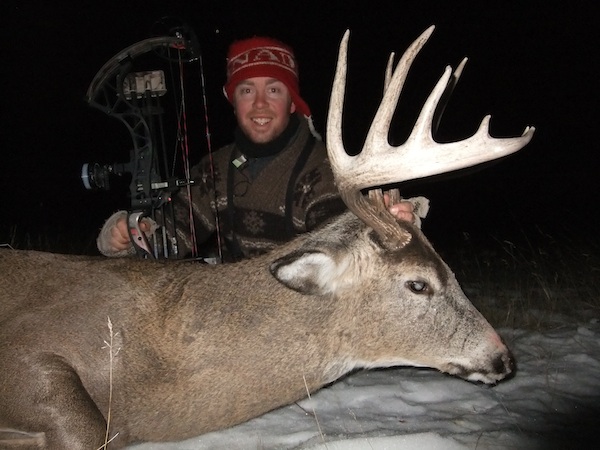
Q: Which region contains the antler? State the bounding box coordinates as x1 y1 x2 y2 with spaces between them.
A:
326 26 535 249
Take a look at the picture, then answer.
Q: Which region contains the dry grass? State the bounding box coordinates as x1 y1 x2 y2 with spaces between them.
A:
99 317 120 449
0 224 98 255
440 226 600 330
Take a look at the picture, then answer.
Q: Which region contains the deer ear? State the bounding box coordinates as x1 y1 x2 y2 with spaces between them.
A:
270 250 337 295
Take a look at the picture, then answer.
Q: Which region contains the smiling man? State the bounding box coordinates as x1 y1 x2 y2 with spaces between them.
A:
97 36 421 261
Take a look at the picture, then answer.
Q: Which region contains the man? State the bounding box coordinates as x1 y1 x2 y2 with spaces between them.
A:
97 36 425 260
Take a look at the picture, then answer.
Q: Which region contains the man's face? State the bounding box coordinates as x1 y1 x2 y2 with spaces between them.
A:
233 77 296 144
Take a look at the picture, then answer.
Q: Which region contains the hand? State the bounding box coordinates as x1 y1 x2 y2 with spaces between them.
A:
388 201 415 223
108 217 152 252
383 193 416 223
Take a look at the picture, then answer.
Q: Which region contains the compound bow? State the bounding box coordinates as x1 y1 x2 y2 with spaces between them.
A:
82 24 208 259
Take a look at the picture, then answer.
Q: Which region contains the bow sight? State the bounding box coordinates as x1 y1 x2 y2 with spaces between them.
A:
82 25 203 259
81 69 188 207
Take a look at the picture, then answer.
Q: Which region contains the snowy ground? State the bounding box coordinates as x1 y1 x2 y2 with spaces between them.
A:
129 316 600 450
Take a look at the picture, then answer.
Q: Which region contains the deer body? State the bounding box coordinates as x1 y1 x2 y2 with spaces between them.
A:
0 26 534 449
0 213 511 448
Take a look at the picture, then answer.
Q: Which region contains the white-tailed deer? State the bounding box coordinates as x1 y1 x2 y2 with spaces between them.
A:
0 26 534 449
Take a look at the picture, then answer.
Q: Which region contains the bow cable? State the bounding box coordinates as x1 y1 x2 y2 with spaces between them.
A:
174 43 198 259
195 42 223 263
171 30 222 262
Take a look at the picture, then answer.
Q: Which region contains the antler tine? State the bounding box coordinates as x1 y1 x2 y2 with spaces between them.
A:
432 57 467 135
384 52 395 92
327 29 413 248
326 29 352 179
363 25 436 159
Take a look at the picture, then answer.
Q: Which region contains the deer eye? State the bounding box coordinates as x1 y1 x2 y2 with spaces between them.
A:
406 280 428 294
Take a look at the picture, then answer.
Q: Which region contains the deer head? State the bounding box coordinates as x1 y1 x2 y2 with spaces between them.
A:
272 25 535 383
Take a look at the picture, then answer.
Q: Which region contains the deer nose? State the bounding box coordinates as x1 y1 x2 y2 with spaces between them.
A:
492 349 516 376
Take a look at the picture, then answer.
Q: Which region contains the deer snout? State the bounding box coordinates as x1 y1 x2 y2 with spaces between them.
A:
489 331 516 378
444 350 513 384
442 330 515 385
463 334 515 384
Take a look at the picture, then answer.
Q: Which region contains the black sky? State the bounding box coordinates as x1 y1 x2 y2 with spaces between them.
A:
2 1 598 253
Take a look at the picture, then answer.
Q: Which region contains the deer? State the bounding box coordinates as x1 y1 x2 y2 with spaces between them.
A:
0 26 534 449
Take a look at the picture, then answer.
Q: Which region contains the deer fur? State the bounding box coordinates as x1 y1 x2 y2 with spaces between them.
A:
0 213 513 449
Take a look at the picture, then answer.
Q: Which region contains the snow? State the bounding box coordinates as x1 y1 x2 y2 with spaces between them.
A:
128 318 600 450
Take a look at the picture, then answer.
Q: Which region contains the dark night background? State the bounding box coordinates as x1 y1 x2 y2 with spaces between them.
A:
1 1 598 255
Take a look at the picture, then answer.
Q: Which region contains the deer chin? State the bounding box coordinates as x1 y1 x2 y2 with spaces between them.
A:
338 356 513 386
353 358 429 372
322 356 426 384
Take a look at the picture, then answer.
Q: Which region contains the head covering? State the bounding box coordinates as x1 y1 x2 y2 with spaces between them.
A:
223 36 311 118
